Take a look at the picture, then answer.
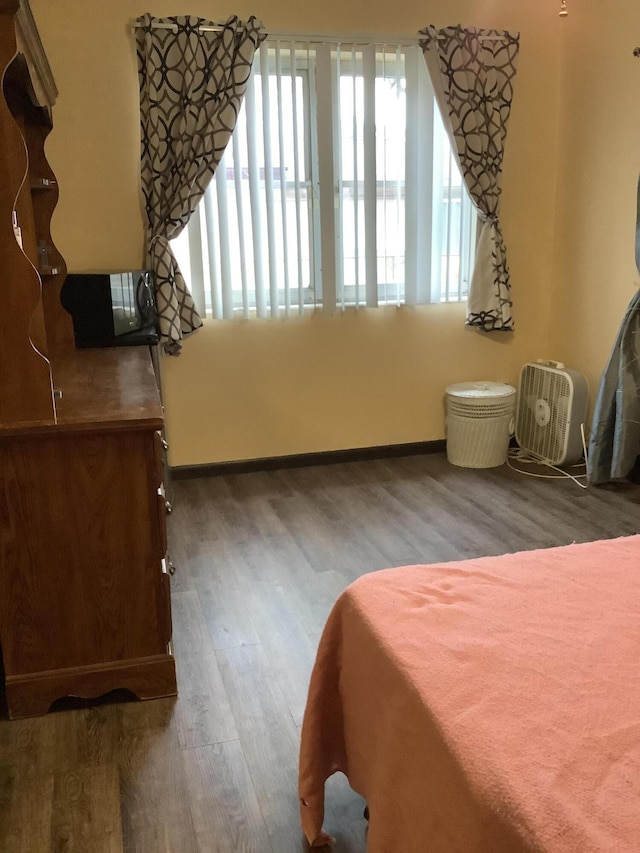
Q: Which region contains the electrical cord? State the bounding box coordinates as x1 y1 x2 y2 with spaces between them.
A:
506 423 590 490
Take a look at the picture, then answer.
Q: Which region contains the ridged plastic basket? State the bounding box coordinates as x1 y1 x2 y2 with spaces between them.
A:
445 382 516 469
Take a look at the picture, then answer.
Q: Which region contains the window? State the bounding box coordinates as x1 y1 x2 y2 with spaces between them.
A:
171 39 477 319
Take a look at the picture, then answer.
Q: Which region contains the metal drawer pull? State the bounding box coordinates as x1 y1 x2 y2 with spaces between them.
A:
157 485 172 513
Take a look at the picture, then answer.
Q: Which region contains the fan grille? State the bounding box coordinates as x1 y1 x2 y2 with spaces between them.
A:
516 364 573 464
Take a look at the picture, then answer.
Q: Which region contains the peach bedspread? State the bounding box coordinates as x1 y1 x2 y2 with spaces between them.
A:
298 536 640 851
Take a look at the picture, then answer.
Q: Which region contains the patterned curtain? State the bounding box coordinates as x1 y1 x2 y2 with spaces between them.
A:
136 13 266 353
419 25 519 332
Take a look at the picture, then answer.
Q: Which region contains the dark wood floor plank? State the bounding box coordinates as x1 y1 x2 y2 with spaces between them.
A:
242 572 319 726
118 699 201 853
269 490 391 577
0 769 53 853
170 589 217 659
50 762 123 853
170 589 240 748
197 577 262 651
172 649 239 751
233 536 342 637
216 643 307 851
181 740 274 852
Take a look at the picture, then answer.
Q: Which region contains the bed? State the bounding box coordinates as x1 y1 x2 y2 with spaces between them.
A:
298 536 640 851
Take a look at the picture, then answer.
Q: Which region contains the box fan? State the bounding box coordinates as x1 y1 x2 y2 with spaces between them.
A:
515 361 588 465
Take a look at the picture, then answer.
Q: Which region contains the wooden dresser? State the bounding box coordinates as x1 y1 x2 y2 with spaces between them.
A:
0 0 177 718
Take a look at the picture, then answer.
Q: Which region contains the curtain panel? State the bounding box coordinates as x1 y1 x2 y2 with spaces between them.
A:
419 24 519 332
136 13 266 353
588 177 640 485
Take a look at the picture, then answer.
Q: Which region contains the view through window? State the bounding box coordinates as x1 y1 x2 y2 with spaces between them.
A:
172 40 477 319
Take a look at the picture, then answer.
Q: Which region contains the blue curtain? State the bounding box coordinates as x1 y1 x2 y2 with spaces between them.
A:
587 176 640 485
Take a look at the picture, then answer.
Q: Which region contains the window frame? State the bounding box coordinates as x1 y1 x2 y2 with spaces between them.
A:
171 38 478 319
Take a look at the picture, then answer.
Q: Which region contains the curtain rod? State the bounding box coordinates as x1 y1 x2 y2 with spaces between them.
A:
131 21 512 44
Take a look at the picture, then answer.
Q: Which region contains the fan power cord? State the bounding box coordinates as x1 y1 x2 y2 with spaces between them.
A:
507 423 589 490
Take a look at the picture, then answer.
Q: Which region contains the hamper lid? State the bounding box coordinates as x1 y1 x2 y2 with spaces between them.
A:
445 381 516 399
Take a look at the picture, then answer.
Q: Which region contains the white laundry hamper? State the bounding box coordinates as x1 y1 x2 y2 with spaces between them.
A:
445 382 516 469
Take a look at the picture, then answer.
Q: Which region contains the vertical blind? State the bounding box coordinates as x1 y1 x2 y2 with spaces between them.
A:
172 39 477 319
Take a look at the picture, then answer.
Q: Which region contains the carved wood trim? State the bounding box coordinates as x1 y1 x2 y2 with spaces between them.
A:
5 654 177 718
14 0 57 108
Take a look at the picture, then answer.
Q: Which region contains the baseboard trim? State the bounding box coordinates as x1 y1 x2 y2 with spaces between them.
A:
172 439 447 479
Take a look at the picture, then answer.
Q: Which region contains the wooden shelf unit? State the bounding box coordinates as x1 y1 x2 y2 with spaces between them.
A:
0 1 177 718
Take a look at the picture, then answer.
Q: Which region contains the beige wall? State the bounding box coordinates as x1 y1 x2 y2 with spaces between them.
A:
32 0 567 466
550 0 640 412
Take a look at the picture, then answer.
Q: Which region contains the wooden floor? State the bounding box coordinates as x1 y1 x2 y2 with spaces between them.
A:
1 452 640 852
